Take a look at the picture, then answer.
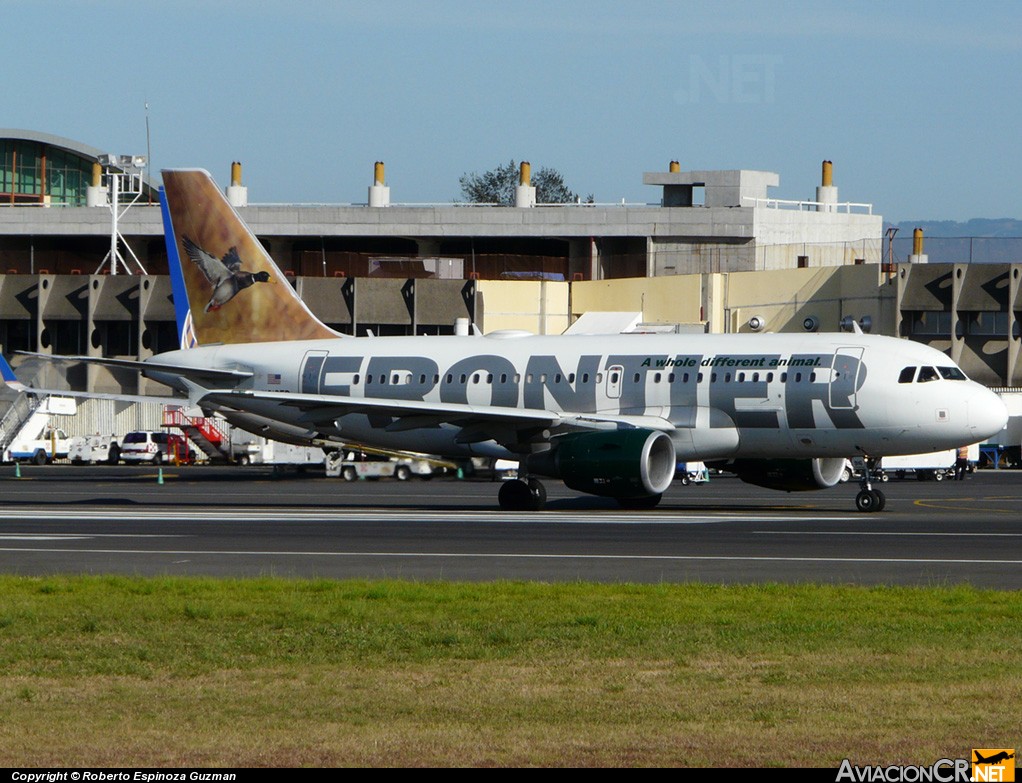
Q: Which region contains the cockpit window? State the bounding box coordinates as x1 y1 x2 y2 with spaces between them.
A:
898 367 916 384
917 366 940 382
938 366 967 381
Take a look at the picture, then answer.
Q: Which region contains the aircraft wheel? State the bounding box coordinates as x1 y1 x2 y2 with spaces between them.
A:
855 490 879 513
526 478 547 511
498 478 546 511
873 489 886 512
617 493 663 510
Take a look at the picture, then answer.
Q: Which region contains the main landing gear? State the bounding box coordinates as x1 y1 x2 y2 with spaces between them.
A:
855 458 886 513
498 477 547 511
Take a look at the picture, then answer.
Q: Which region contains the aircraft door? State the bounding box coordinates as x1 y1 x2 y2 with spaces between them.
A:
606 364 623 399
829 347 863 410
300 350 329 394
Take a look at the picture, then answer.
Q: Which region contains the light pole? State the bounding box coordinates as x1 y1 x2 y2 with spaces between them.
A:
95 154 148 275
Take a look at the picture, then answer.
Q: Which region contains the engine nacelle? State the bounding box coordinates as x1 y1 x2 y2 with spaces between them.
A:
527 429 676 498
725 457 847 492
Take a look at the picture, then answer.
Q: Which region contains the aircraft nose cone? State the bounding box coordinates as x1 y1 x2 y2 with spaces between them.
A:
971 387 1009 441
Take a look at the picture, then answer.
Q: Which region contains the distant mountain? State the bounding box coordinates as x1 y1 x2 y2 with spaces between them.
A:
885 218 1022 237
883 220 1022 263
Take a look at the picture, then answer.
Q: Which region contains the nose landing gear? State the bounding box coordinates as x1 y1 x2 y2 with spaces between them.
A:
855 458 886 512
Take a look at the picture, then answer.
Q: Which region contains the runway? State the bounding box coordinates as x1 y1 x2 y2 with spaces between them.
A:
1 465 1020 587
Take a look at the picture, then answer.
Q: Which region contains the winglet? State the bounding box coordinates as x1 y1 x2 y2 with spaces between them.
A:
0 352 27 392
161 169 340 345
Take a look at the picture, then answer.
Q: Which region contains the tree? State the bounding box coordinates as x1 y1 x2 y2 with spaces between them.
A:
459 160 581 205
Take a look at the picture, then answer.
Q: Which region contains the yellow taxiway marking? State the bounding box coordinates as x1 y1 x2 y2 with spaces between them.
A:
913 495 1019 513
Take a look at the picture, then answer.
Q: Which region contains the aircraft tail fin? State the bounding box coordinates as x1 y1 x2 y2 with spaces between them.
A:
160 169 340 346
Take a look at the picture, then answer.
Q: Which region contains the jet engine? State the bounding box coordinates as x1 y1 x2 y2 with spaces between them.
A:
723 457 847 492
526 429 676 498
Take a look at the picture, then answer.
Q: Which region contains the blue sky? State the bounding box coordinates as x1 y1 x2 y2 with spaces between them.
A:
7 1 1021 221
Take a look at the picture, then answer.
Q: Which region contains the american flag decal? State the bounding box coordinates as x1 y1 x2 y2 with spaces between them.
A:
268 373 281 385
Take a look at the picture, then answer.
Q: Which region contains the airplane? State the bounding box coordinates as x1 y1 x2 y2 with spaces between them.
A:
974 751 1014 765
4 168 1009 512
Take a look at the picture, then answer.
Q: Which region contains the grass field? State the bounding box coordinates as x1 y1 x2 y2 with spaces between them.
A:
0 576 1018 767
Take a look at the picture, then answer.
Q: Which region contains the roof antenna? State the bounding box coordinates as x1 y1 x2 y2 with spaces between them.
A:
145 100 153 204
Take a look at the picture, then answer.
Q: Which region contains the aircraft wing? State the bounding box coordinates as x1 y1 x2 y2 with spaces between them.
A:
194 388 676 446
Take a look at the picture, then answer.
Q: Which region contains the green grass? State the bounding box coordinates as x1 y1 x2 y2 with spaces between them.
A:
0 577 1019 766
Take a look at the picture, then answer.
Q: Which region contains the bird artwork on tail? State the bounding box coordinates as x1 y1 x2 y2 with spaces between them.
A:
182 237 274 312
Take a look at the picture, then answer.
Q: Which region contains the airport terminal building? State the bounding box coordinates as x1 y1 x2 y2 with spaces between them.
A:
1 128 1020 398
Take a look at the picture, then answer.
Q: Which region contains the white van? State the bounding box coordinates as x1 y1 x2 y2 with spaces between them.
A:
119 431 193 464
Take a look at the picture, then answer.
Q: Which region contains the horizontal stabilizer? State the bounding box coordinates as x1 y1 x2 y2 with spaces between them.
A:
15 351 252 383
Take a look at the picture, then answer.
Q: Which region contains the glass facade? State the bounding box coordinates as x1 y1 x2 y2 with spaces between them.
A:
0 139 91 205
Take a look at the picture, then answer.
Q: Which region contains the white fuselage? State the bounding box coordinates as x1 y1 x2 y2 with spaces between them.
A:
149 331 1008 461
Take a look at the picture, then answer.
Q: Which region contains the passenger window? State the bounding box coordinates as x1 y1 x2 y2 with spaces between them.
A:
898 367 916 384
918 366 939 383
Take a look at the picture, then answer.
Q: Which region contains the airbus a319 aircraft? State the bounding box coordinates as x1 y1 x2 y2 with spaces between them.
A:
8 169 1009 512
